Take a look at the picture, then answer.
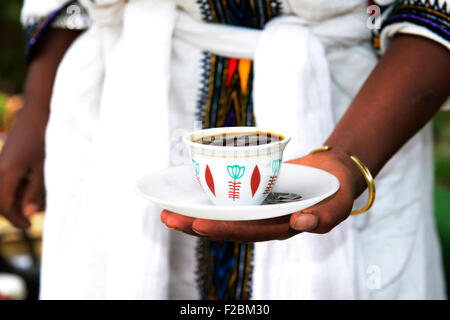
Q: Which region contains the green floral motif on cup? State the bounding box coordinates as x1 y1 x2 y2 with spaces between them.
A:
192 159 200 175
272 159 281 174
227 165 245 180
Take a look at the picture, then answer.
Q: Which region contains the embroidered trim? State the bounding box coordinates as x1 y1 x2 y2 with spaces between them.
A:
197 0 282 28
196 240 254 299
197 56 254 129
371 0 450 53
195 0 282 301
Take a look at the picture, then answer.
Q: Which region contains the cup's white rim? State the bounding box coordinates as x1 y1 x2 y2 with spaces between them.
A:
182 126 291 152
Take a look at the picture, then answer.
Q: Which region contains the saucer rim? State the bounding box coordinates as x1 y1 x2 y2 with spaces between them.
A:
134 163 340 221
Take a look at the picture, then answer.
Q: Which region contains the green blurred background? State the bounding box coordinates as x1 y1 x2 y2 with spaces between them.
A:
0 1 449 298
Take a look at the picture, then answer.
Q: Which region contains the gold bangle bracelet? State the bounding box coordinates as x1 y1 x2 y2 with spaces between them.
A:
309 146 376 216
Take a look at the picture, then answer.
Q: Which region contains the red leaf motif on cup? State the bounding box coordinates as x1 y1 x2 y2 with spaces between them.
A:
251 165 261 198
205 165 215 197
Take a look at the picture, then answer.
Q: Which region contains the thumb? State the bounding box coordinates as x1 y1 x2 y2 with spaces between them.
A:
289 191 353 234
21 167 45 218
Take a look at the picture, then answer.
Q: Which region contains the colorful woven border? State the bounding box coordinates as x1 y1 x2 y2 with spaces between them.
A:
195 0 282 300
371 0 450 53
197 240 254 300
197 54 254 129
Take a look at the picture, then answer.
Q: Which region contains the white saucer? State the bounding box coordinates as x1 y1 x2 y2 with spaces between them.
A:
135 164 340 221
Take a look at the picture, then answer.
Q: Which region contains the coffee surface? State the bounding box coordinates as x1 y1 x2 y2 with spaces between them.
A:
194 132 282 147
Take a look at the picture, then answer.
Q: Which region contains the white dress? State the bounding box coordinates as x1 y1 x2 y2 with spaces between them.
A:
20 0 449 299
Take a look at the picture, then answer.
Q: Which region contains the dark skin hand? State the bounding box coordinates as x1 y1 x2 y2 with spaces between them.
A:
162 34 450 242
0 29 81 229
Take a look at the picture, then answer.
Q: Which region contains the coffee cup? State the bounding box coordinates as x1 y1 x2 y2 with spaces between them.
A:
183 127 290 206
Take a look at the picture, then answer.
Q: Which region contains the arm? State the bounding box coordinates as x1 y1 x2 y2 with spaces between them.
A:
0 29 81 228
289 34 450 234
24 29 82 117
162 34 450 241
328 34 450 181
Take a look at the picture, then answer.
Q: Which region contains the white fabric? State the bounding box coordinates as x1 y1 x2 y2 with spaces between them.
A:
20 0 447 299
253 16 335 158
21 0 68 22
41 0 176 299
0 273 27 300
80 0 127 26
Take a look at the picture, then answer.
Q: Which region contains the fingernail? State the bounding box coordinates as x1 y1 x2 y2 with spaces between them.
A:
165 216 175 229
160 211 168 224
24 204 38 218
192 228 209 236
291 211 318 231
164 223 178 231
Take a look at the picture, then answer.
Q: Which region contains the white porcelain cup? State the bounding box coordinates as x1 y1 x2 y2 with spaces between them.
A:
183 127 291 206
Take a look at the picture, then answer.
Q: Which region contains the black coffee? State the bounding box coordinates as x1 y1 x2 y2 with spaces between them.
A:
194 131 283 147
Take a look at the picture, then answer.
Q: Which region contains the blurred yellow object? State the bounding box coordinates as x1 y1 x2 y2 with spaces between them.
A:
0 212 44 260
0 94 24 151
27 213 45 238
0 212 44 237
2 95 23 132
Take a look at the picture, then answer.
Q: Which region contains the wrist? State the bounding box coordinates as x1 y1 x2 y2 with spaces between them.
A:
327 147 367 198
306 145 368 199
12 102 49 143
